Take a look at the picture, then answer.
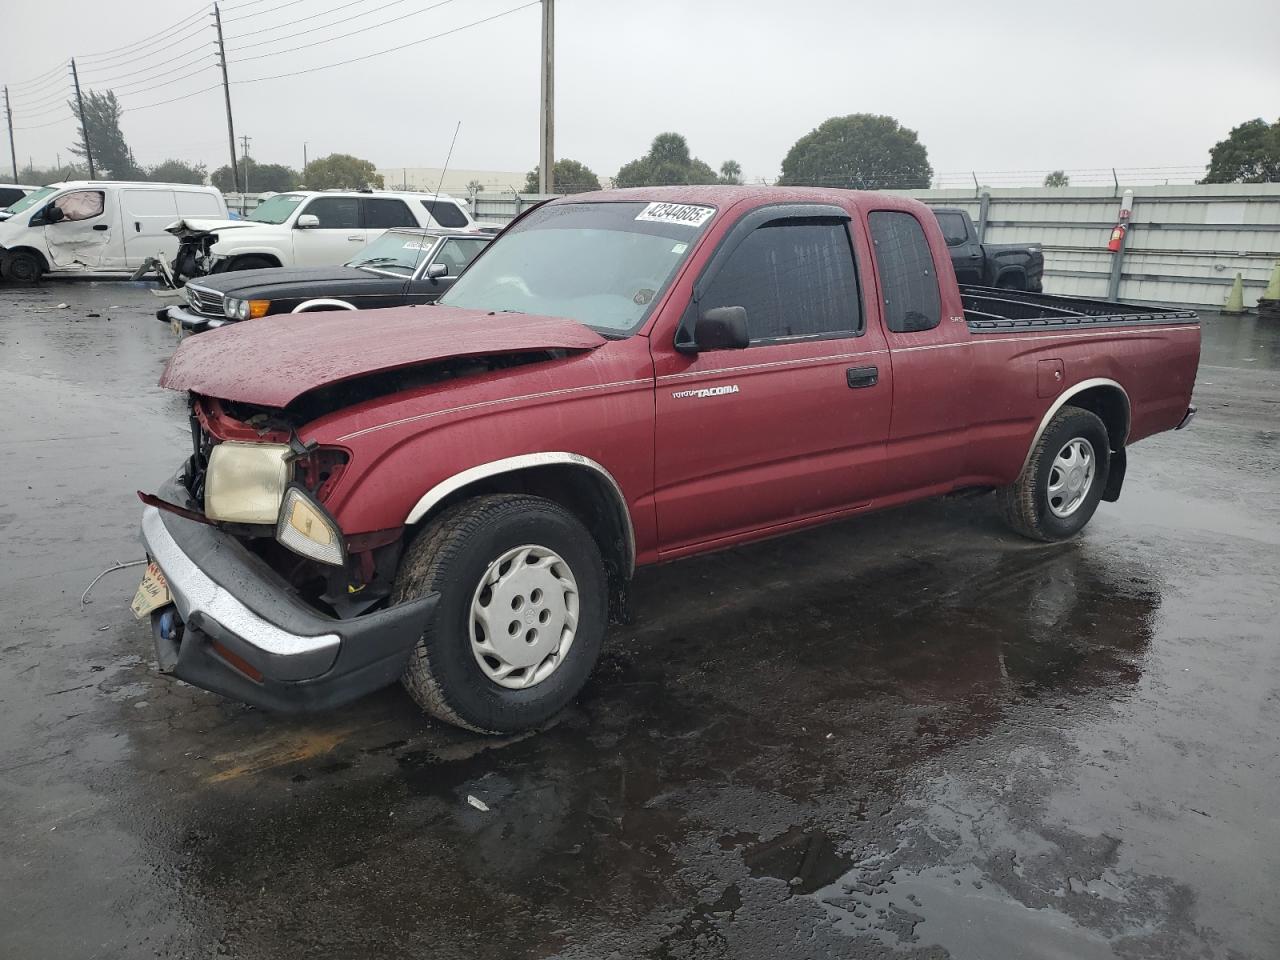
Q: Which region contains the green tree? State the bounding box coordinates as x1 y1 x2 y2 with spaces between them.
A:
778 114 932 190
302 153 383 190
146 159 207 184
1202 118 1280 184
210 158 300 193
719 160 743 185
614 133 727 187
1043 170 1070 187
67 89 142 179
19 161 86 184
524 158 602 194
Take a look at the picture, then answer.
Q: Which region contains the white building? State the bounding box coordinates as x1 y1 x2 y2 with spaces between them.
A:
376 167 530 196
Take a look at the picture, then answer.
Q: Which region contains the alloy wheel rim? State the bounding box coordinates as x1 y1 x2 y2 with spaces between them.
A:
469 544 579 690
1047 437 1095 518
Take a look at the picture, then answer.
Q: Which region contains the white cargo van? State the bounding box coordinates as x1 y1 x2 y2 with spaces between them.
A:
0 181 227 283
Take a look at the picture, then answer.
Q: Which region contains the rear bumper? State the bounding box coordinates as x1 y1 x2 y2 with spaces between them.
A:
1176 405 1197 430
140 478 435 712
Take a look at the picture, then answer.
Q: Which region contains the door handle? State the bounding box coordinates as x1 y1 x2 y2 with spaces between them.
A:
93 224 109 232
846 365 879 389
347 234 363 241
135 221 141 232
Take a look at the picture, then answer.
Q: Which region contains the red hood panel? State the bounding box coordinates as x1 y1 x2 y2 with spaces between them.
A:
159 305 607 407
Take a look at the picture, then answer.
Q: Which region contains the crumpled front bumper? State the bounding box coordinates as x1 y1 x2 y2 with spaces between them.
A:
157 303 230 334
140 477 435 712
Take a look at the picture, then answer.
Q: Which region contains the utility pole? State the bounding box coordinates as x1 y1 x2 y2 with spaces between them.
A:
302 141 308 178
239 134 251 214
70 58 95 180
213 4 240 194
537 0 554 194
3 86 17 183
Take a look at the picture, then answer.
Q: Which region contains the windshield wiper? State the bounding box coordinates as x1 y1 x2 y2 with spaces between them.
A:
353 257 411 269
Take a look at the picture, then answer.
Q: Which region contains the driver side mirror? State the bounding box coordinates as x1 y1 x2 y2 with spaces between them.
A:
678 305 749 353
425 262 449 280
295 213 320 229
41 204 66 225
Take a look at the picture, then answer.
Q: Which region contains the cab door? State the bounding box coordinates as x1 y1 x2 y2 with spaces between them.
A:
291 196 367 265
652 206 892 554
866 208 975 493
41 188 115 269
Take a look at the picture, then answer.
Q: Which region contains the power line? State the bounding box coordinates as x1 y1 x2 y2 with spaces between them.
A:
118 83 224 114
76 7 209 64
78 47 217 90
77 20 213 72
222 0 316 24
225 0 408 42
234 0 535 80
227 0 420 50
12 111 77 132
6 64 71 95
229 0 462 63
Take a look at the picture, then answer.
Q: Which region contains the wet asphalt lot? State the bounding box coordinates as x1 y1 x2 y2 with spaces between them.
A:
0 280 1277 960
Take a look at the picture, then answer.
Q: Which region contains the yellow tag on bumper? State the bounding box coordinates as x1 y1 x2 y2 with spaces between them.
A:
131 561 171 619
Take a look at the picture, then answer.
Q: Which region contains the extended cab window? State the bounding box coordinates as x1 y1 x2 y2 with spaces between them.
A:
700 220 861 343
868 211 941 333
422 200 469 228
935 211 969 246
363 198 417 229
301 196 360 229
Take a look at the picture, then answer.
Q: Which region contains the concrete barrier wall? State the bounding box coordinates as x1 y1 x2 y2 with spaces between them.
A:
466 183 1280 309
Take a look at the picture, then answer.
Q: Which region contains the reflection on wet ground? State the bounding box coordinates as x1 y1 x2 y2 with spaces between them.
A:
1 285 1276 959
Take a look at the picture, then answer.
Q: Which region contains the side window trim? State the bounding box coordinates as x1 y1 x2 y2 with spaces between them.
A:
686 203 865 348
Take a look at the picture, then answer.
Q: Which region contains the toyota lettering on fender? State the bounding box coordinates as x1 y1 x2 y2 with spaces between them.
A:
135 185 1201 734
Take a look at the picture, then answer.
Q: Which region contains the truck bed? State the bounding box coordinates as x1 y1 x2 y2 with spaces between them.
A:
960 285 1198 333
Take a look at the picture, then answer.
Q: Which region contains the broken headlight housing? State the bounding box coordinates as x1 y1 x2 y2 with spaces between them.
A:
203 441 290 523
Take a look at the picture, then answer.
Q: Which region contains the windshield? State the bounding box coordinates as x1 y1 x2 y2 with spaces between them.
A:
441 200 715 335
247 193 305 224
347 231 437 275
3 186 58 216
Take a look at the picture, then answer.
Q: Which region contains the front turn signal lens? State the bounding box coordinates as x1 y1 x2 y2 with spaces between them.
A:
247 299 271 319
276 486 345 566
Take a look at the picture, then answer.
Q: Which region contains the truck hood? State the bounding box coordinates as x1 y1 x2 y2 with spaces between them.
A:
159 305 607 408
190 265 382 298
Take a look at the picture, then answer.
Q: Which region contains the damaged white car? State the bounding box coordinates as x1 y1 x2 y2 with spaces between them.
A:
0 181 226 284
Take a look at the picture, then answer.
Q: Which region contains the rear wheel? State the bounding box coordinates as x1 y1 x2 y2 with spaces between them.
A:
1 249 44 284
998 406 1110 541
394 494 607 733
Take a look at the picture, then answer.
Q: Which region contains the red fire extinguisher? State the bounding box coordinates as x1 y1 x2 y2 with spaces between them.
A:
1108 189 1134 253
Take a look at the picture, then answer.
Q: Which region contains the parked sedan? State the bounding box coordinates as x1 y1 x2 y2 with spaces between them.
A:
160 228 491 334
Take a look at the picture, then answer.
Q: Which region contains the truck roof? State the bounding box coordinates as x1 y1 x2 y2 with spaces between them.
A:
550 183 927 211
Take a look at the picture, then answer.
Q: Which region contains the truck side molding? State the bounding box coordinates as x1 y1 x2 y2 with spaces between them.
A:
403 452 636 574
1020 378 1131 475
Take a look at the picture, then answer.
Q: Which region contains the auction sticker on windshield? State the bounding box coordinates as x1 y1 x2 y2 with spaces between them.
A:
635 202 714 228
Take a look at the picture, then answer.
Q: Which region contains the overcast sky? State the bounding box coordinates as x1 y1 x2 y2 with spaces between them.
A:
5 0 1279 186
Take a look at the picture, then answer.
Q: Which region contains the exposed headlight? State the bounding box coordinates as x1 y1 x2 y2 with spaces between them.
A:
223 297 240 319
276 486 345 566
204 441 290 523
236 299 251 320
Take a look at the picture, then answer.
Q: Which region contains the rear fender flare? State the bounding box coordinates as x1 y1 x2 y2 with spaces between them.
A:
1020 378 1131 476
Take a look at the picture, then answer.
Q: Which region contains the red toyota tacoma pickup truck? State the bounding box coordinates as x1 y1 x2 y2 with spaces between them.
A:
135 186 1201 733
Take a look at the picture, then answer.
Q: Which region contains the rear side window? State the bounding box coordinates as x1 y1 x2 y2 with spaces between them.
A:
700 220 861 344
868 211 941 333
432 237 488 275
363 198 417 229
176 191 223 217
422 199 469 228
122 189 177 217
301 196 360 229
935 211 969 246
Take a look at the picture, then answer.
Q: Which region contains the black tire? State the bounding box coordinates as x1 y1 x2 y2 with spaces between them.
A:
998 406 1111 542
225 255 275 272
1 249 44 284
394 494 607 733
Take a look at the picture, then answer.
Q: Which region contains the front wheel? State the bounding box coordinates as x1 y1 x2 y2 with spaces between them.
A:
998 406 1111 542
1 249 44 284
393 494 607 733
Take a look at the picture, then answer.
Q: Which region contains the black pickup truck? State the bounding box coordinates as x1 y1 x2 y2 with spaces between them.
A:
933 208 1044 291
